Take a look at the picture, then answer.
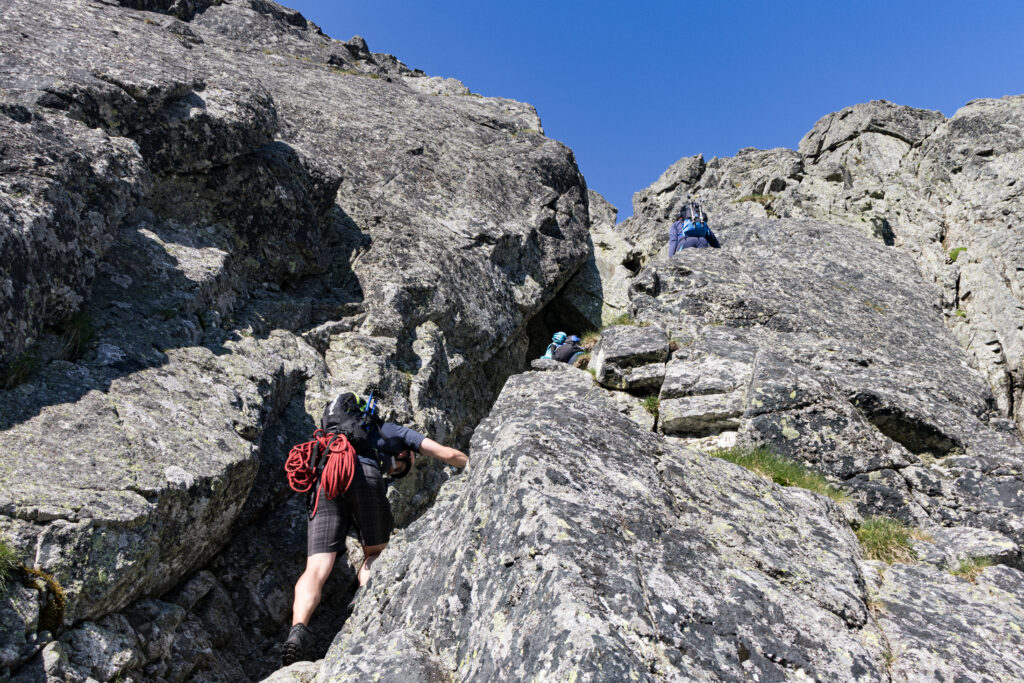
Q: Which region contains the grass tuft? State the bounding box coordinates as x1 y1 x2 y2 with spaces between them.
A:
855 517 917 564
712 445 848 502
607 312 632 327
580 330 601 349
948 246 967 263
950 556 994 583
2 352 40 390
0 539 19 595
58 312 94 360
641 394 660 419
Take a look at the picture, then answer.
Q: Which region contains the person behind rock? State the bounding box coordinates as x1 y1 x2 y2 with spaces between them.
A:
669 206 721 254
541 331 568 359
282 395 468 665
553 335 585 364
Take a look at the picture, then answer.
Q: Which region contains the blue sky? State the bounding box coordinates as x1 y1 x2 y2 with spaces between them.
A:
285 0 1024 218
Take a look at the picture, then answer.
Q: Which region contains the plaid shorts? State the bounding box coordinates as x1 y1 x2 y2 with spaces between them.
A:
307 458 394 554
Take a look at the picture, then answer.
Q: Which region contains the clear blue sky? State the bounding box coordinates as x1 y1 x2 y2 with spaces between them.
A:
285 0 1024 218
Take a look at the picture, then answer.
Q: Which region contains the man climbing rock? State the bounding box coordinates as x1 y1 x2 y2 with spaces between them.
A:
553 335 585 364
281 392 468 665
669 199 721 254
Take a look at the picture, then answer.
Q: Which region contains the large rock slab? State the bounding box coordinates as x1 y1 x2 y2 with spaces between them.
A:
590 324 669 390
311 367 1024 681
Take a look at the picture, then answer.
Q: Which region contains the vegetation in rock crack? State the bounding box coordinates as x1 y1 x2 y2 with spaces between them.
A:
580 330 601 349
1 352 40 390
949 556 995 583
57 312 94 360
955 307 967 318
948 246 967 263
22 566 67 633
855 517 918 564
572 352 590 370
0 539 19 594
608 312 633 327
712 445 848 502
641 394 660 419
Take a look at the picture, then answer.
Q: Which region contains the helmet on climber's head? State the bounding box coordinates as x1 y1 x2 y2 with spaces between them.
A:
552 331 567 345
390 449 415 479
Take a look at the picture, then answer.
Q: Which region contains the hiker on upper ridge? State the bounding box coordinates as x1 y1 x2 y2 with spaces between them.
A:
669 198 720 255
281 392 468 665
553 335 585 364
541 331 568 359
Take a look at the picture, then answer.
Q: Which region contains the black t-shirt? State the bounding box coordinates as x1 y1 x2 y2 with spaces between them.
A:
359 422 426 470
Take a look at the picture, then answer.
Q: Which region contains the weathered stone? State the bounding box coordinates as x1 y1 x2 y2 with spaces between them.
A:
912 526 1020 570
590 324 669 390
624 215 1024 550
863 560 1024 681
561 190 637 327
798 100 944 158
0 584 41 672
317 369 889 681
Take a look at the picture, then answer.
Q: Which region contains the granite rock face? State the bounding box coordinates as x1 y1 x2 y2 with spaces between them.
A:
560 190 638 328
623 217 1024 547
0 0 588 679
311 367 1024 682
623 97 1024 437
4 0 1024 679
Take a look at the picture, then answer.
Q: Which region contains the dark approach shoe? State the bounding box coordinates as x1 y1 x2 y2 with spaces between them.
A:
281 623 313 666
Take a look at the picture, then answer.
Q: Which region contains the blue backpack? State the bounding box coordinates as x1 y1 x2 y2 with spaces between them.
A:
680 200 710 238
682 218 710 238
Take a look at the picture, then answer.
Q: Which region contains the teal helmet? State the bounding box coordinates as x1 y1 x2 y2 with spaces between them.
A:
552 331 567 345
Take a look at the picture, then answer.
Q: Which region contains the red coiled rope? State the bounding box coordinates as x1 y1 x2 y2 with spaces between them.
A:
285 429 357 519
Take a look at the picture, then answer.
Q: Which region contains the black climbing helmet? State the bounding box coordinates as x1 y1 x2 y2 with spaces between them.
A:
391 449 414 479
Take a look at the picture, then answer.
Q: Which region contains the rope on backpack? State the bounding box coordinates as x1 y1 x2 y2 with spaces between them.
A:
285 429 357 519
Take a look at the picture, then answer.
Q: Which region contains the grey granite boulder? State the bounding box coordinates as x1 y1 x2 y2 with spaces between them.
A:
624 96 1024 440
318 368 887 681
590 324 669 390
862 560 1024 681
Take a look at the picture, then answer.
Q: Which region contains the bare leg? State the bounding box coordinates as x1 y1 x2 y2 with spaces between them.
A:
357 543 387 587
291 552 336 626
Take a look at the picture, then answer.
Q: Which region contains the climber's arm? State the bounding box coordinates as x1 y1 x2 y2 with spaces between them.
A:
419 437 468 469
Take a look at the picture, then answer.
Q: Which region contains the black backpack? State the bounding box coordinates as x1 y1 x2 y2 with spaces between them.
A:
321 392 381 453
